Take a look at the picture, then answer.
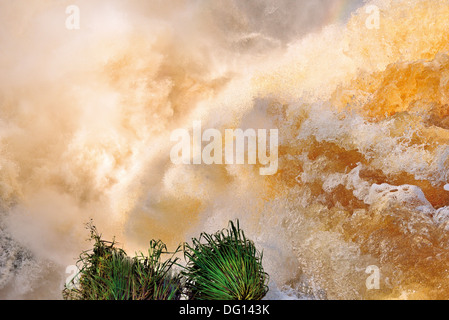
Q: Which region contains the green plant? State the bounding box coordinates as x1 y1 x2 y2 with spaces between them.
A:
63 221 182 300
182 220 269 300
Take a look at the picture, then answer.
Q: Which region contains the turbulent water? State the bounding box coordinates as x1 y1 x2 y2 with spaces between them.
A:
1 0 449 299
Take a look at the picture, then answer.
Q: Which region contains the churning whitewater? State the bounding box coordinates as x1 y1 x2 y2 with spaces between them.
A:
1 0 449 299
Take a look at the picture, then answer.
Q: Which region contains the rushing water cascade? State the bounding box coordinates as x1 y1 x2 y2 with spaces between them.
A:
1 0 449 299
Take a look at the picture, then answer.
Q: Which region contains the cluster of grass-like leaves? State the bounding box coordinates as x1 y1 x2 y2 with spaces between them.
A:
182 220 269 300
63 220 268 300
63 222 182 300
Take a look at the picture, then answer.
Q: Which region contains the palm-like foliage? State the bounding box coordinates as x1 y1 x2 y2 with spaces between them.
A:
182 220 269 300
63 222 182 300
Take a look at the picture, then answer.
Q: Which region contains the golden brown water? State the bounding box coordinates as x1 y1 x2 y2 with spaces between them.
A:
1 0 449 300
